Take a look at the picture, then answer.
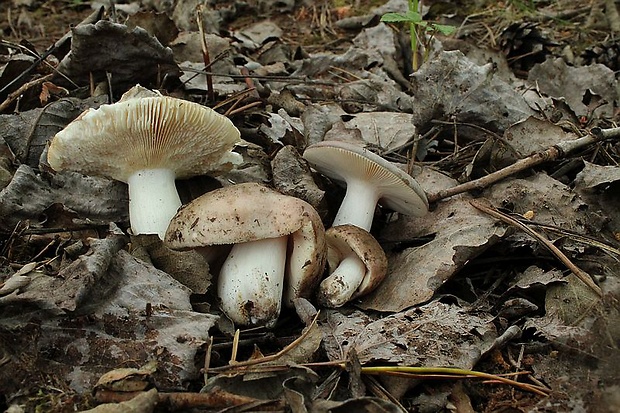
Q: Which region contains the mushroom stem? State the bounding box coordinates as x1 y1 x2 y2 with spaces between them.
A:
332 178 380 231
318 252 367 308
127 168 181 239
218 235 288 327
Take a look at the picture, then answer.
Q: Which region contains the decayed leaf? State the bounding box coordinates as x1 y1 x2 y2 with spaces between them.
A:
81 388 158 413
528 58 618 118
0 165 128 230
94 362 157 393
54 20 180 92
320 301 497 366
324 112 415 153
204 366 319 401
574 161 620 189
483 173 604 239
1 97 107 168
272 145 327 217
507 265 566 293
503 116 579 157
0 241 216 398
130 234 211 294
410 50 535 134
0 232 126 313
545 274 602 325
311 397 405 413
359 196 507 312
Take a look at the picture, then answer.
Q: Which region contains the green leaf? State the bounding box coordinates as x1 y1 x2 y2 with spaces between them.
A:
381 10 423 24
380 12 412 23
430 23 457 35
403 10 423 23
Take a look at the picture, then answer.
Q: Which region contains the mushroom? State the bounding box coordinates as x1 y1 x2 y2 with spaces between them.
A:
303 140 429 306
302 140 428 231
164 182 326 327
318 225 388 307
47 87 242 239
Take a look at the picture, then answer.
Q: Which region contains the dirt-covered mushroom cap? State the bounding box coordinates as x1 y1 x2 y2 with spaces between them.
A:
318 224 388 308
46 88 242 238
303 140 428 231
165 182 326 327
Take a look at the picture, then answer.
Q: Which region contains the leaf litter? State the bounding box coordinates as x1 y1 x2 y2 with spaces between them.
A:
0 0 619 412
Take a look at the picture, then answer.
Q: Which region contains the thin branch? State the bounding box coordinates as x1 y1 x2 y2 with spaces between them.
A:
428 126 620 203
206 312 320 373
470 199 603 297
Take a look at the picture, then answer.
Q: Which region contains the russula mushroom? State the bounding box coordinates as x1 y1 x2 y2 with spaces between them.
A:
303 140 429 306
318 225 388 307
47 87 242 239
164 182 326 327
302 140 429 231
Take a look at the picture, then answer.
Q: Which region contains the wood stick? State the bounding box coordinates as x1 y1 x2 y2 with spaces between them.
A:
427 126 620 203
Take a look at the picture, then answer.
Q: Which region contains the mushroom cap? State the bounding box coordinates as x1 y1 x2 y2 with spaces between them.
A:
303 140 429 217
164 183 326 300
325 224 388 299
47 92 242 182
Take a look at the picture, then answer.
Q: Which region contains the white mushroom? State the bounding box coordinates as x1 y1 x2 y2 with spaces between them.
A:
47 86 242 239
302 140 428 231
318 225 388 307
164 183 326 327
303 140 428 305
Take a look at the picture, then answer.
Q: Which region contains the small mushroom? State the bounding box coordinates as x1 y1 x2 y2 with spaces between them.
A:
302 140 428 231
318 225 388 307
47 87 242 238
164 182 326 327
303 140 429 306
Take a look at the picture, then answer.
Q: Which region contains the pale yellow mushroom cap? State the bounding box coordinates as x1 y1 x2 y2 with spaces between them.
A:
47 94 242 182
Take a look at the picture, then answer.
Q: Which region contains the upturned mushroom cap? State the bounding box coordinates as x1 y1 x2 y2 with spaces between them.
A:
47 92 242 182
303 140 428 219
319 224 388 306
164 182 326 301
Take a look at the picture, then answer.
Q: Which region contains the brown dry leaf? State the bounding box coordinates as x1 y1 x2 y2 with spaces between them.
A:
94 362 157 393
0 165 128 230
359 196 507 312
81 388 158 413
574 161 620 189
503 116 579 157
528 58 617 118
0 237 216 398
323 112 415 153
410 50 536 136
54 20 180 92
320 301 497 366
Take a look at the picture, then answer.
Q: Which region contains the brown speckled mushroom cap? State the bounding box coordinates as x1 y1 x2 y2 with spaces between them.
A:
165 182 326 303
325 224 388 300
47 92 242 182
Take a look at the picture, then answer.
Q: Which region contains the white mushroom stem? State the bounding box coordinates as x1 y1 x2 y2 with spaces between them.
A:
327 178 378 306
332 178 380 231
318 252 367 308
217 235 288 327
127 168 182 239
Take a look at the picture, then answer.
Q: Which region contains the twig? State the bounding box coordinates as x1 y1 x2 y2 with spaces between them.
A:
206 312 320 373
95 388 284 411
0 7 104 99
428 126 620 203
0 73 53 113
197 5 215 102
361 366 549 396
470 199 603 297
